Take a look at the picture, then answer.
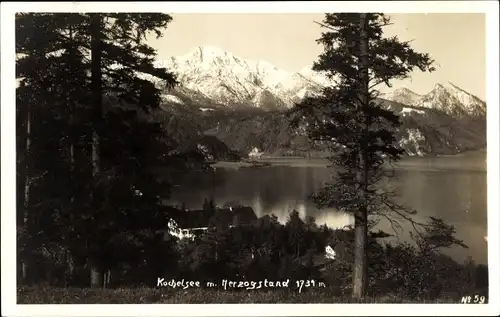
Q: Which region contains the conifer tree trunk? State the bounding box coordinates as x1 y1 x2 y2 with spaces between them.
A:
67 119 75 284
67 25 76 285
352 13 369 299
21 104 31 284
89 13 104 289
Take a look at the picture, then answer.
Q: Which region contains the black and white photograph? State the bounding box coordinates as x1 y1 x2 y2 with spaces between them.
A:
1 1 499 316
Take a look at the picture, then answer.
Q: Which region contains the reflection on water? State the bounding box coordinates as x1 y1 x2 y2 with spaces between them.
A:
166 150 487 264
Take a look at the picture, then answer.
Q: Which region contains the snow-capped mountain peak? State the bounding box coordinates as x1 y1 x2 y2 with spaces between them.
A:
157 46 485 118
381 87 422 106
169 45 239 69
159 45 331 108
417 81 486 117
190 45 229 59
153 47 486 159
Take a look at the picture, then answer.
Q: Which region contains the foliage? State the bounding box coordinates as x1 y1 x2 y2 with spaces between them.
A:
16 13 203 287
17 211 487 301
289 13 466 298
16 13 483 300
18 285 473 304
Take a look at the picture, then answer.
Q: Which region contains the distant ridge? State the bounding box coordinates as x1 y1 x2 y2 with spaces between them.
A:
151 45 486 158
154 45 485 119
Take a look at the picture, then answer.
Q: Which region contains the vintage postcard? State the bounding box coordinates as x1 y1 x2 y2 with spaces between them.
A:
1 1 499 316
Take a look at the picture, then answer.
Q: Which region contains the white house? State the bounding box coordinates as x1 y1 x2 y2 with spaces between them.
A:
325 245 336 260
167 218 196 240
248 147 264 159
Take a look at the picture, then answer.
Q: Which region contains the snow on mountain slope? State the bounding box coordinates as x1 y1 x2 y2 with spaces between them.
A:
416 82 486 117
158 45 331 108
398 128 428 156
163 94 184 105
381 87 422 106
400 107 426 116
152 46 486 157
158 46 485 119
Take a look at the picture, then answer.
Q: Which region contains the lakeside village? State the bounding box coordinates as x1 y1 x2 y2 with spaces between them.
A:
159 146 335 264
164 203 337 261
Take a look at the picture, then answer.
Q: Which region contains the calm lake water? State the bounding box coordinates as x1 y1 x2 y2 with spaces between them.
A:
167 150 487 264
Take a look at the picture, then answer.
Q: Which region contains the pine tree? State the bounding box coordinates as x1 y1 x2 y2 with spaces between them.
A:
209 198 216 212
15 13 198 287
291 13 465 299
202 198 210 211
16 15 90 283
285 210 307 259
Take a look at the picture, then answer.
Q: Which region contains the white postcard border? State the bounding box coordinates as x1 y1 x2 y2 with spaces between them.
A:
1 1 499 316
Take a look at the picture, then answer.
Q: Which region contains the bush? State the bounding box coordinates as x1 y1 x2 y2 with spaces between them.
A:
19 211 487 302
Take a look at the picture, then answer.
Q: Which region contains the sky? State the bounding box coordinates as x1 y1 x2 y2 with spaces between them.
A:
147 13 486 100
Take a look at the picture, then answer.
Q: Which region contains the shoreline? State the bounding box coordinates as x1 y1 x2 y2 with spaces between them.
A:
211 149 487 171
211 158 329 169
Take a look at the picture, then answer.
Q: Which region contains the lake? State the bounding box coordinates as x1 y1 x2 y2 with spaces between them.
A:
166 150 487 265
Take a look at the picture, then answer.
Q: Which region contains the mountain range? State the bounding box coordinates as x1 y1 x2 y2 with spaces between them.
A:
148 45 487 158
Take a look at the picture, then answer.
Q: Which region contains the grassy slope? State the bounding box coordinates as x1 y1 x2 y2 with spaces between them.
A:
17 286 463 304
